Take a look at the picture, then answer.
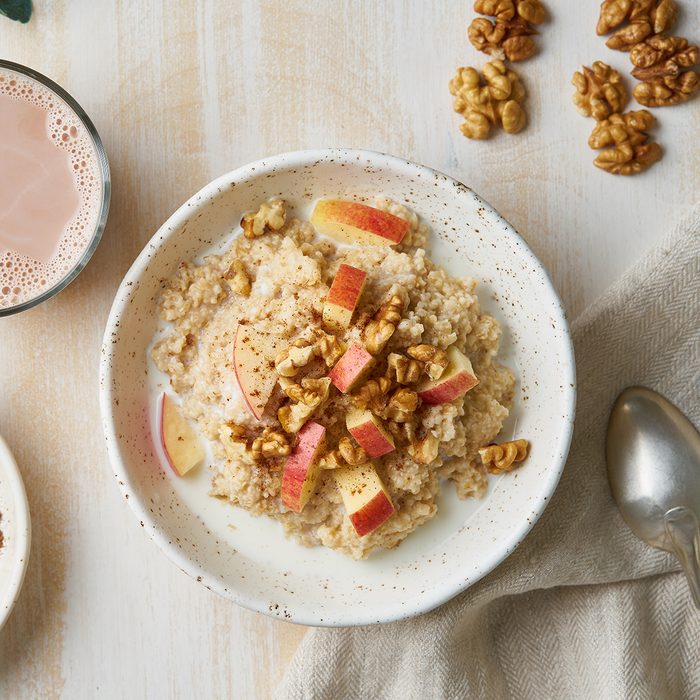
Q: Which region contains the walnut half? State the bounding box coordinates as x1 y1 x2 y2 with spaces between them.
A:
571 62 629 121
588 110 662 176
479 438 529 474
241 199 286 239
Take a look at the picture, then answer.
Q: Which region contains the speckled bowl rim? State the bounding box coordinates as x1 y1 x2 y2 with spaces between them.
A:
99 148 576 626
0 435 31 631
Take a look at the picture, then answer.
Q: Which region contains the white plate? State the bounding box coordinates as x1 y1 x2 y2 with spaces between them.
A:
0 435 31 630
99 149 575 626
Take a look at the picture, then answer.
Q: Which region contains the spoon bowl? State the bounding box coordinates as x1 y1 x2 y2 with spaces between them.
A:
607 386 700 606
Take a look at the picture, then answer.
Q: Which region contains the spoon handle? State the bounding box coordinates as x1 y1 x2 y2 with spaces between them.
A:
664 507 700 609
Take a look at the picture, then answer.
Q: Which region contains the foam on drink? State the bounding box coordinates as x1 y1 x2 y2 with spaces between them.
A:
0 67 105 310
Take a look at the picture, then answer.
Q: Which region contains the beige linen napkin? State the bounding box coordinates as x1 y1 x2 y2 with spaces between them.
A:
277 204 700 700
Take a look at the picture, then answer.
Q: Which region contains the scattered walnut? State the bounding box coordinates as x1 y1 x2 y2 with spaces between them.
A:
319 450 346 471
313 329 346 367
630 36 699 81
382 387 419 423
634 71 700 106
251 428 291 460
469 0 545 61
479 438 529 474
386 353 423 384
597 0 676 51
588 110 662 175
474 0 546 24
593 141 663 175
407 344 449 381
571 62 629 120
227 423 248 443
241 199 286 239
274 340 316 377
337 437 369 466
449 61 527 139
362 286 407 354
224 260 251 297
386 420 417 444
278 403 314 434
408 434 440 465
353 377 393 412
277 377 331 433
468 17 537 62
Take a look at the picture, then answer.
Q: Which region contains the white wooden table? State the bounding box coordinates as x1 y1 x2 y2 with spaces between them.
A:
1 1 698 697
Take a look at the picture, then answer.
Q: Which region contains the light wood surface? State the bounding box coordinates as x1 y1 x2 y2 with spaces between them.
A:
0 1 698 698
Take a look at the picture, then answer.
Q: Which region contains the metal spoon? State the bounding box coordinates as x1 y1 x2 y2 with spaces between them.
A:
607 386 700 608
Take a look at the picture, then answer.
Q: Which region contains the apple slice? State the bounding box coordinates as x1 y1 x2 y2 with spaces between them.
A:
417 345 479 405
233 324 283 420
281 421 326 512
346 408 395 458
159 393 204 476
311 200 409 247
334 462 395 537
328 342 375 393
323 264 367 331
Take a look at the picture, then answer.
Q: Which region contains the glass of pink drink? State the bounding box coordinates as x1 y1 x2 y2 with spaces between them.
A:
0 60 110 316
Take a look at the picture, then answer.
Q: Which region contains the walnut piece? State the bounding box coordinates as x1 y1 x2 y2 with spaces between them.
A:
274 340 317 377
408 434 440 465
353 377 393 412
474 0 546 24
588 110 662 175
362 286 408 354
407 344 449 381
319 450 346 471
386 353 423 384
450 60 527 139
251 428 291 460
277 377 331 433
241 199 286 239
224 260 251 297
382 387 419 423
313 330 346 367
571 62 629 121
630 36 699 81
479 438 529 474
597 0 677 52
634 71 700 106
468 17 537 62
337 437 369 466
386 420 417 444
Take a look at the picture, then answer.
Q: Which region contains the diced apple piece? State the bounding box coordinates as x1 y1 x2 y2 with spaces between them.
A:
159 393 204 476
328 342 375 393
334 462 395 537
233 324 283 420
311 200 409 247
281 421 326 512
416 345 479 405
346 408 395 458
323 264 367 330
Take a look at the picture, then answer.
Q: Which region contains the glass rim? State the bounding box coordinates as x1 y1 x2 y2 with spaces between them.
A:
0 59 111 318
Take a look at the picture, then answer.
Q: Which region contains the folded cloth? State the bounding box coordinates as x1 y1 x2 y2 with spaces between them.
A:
277 204 700 700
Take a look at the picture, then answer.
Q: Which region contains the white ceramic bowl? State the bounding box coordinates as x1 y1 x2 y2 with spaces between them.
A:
0 436 31 630
100 149 575 626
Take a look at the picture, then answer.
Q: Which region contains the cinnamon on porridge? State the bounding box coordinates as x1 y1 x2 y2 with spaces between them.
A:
152 198 520 559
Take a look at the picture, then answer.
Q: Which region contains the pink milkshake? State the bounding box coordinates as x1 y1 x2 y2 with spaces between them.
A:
0 60 110 315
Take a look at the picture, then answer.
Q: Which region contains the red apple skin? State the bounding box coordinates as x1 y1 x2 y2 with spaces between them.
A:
417 346 479 405
327 264 367 311
281 421 326 512
311 200 409 246
346 411 395 458
350 491 395 537
328 342 375 393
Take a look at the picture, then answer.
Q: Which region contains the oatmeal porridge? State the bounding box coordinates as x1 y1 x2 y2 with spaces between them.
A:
151 197 520 559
